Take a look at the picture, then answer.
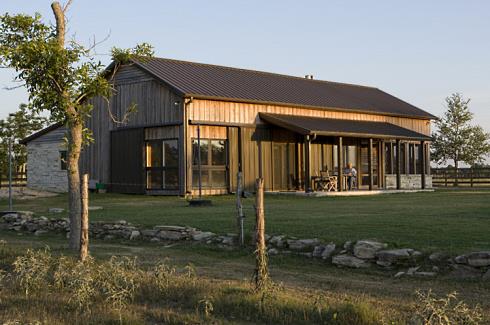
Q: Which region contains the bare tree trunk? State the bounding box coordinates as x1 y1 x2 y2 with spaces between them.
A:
80 173 89 261
52 1 83 251
68 121 83 250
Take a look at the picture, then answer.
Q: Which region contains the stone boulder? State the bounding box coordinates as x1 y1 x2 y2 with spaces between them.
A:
375 249 421 267
321 243 336 259
287 238 320 251
192 231 215 241
312 245 325 258
429 252 449 263
48 208 64 213
129 230 141 240
158 230 186 241
332 254 370 268
353 240 387 259
466 251 490 267
269 235 286 248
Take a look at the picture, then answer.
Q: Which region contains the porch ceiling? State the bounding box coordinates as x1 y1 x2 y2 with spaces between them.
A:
258 113 432 141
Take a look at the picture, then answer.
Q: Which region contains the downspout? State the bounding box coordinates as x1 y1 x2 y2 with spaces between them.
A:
183 96 194 197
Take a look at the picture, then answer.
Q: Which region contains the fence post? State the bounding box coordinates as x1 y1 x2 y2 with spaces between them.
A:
470 168 474 187
444 170 448 187
253 178 268 291
79 174 89 262
236 172 245 247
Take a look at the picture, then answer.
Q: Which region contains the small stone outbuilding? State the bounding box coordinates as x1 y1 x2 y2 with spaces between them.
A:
20 123 68 193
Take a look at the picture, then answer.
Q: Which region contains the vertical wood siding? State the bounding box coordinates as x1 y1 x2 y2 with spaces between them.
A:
188 99 431 135
80 65 183 189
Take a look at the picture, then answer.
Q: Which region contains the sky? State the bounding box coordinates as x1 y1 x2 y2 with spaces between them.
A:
1 0 489 133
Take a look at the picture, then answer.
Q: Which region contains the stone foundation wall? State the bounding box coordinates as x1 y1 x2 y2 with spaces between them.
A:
385 174 432 189
26 141 68 193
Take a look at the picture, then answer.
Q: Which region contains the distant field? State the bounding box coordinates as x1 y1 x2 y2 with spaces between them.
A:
2 189 490 254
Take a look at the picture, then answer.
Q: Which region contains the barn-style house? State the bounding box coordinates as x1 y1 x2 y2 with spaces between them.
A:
22 57 435 195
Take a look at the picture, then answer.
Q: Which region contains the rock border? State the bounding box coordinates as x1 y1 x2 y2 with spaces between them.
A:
1 211 488 281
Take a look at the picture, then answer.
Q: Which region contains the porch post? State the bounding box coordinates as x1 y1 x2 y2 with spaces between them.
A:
368 138 373 190
396 139 401 189
421 140 426 189
304 135 312 193
337 136 343 191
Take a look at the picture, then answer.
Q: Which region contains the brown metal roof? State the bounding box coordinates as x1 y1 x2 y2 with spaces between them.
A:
132 57 436 119
259 113 432 141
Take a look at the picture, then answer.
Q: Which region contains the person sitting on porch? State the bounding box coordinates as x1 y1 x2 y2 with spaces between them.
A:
344 163 357 190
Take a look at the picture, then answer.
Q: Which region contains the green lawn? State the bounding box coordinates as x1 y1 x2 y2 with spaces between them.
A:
1 189 490 254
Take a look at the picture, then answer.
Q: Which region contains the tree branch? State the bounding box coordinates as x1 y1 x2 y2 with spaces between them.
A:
51 2 65 47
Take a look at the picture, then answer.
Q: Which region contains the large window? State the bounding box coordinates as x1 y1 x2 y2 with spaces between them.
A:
145 139 179 190
192 139 227 188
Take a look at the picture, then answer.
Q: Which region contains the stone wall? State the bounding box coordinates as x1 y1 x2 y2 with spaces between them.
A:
26 137 68 193
385 174 432 189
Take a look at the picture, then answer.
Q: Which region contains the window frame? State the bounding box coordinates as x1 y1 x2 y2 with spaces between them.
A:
145 138 179 190
191 138 228 189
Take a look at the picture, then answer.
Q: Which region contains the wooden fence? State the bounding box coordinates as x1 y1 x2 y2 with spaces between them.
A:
0 172 27 188
431 167 490 187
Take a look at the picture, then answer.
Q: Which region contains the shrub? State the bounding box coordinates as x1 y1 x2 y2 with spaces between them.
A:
97 256 140 322
12 248 53 297
66 256 99 311
413 289 483 325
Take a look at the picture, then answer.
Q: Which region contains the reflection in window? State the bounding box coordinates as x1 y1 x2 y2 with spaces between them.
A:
192 138 227 188
145 139 179 190
60 151 67 171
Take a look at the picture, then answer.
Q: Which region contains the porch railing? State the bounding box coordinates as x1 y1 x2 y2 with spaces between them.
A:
431 167 490 187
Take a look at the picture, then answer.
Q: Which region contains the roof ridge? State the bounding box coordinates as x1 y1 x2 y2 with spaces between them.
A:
137 56 378 90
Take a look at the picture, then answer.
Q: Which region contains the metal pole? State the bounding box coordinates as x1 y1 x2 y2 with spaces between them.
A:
197 124 202 198
8 136 13 211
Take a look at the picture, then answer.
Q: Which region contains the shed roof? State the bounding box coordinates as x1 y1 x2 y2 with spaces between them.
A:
19 122 64 144
132 57 436 119
259 113 432 141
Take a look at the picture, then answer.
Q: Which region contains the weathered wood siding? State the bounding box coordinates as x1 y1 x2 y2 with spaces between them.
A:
80 64 183 189
188 99 431 135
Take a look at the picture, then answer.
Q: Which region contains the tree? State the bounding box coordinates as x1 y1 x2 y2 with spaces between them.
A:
431 93 490 184
0 1 153 250
0 104 49 177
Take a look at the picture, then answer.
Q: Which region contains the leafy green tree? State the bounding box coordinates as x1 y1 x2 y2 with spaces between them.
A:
431 93 490 184
0 104 49 177
0 1 153 250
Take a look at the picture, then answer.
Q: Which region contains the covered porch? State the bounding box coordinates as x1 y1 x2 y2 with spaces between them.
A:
259 113 433 193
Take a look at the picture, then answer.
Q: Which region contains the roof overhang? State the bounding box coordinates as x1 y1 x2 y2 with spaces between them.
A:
259 113 432 141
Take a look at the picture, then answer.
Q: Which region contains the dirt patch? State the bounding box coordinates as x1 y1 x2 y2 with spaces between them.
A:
0 188 59 200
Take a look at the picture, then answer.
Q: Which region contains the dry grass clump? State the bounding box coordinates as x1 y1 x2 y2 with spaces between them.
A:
1 246 389 324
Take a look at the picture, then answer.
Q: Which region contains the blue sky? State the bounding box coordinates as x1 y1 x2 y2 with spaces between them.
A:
1 0 489 132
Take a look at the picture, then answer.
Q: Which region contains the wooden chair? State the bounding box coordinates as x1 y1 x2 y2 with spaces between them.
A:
314 170 337 192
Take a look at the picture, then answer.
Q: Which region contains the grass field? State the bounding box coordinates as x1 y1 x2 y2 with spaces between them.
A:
0 231 489 324
1 189 490 254
1 190 489 323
